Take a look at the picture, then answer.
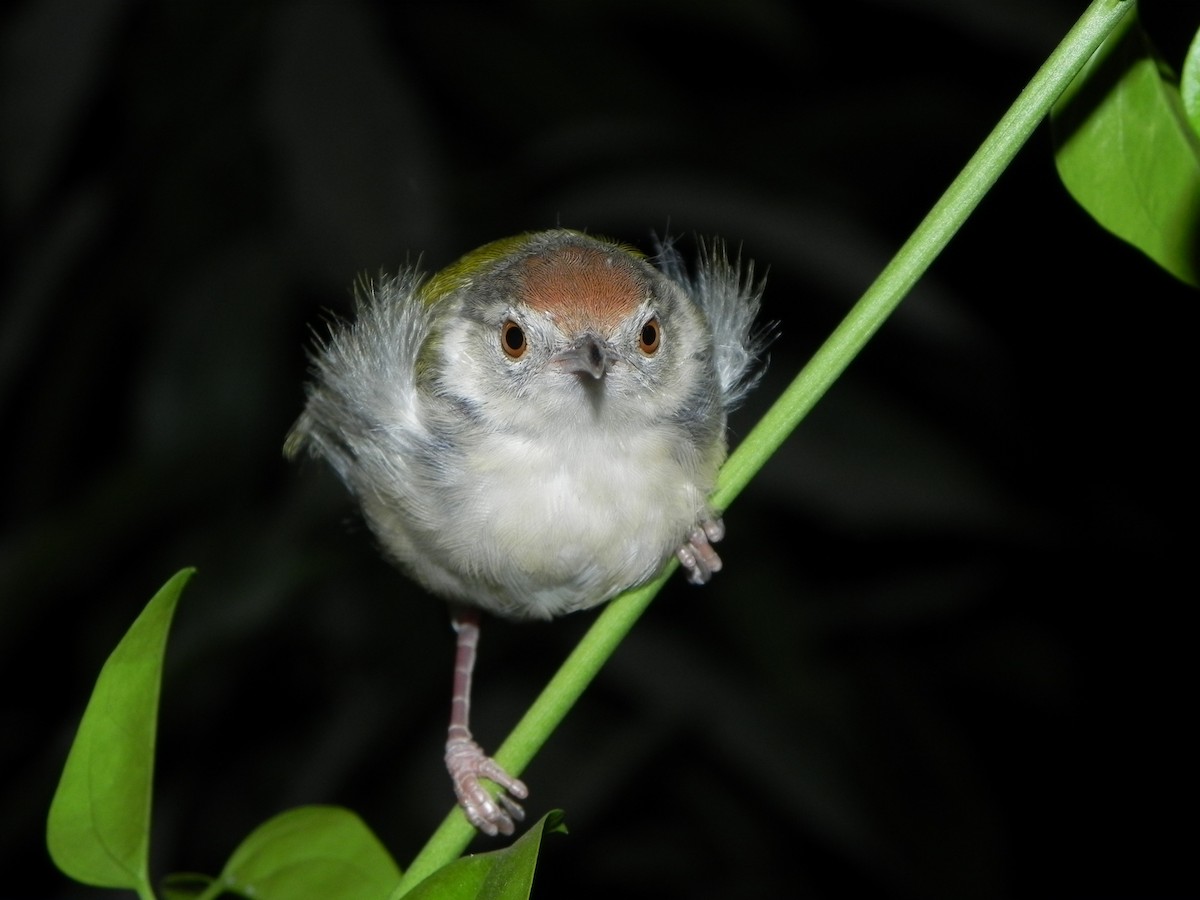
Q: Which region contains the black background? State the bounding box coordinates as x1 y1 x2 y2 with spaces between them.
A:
2 0 1194 897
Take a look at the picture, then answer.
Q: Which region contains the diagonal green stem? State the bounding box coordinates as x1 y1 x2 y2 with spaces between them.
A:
393 0 1135 892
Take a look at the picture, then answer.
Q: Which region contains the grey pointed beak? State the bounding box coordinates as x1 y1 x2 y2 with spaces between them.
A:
552 333 618 379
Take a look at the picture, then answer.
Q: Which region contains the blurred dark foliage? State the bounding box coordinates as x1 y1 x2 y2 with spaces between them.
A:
2 0 1195 897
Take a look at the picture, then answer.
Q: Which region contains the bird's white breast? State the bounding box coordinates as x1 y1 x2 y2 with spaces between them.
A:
427 416 713 619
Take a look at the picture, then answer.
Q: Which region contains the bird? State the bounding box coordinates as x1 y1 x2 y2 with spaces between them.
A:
285 228 768 836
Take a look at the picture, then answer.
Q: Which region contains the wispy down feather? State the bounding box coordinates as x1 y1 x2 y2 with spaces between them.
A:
653 234 773 410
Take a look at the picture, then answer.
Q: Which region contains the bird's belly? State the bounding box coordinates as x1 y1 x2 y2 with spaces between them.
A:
445 430 709 618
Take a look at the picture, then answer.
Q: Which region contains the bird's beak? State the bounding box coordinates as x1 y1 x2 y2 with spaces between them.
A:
552 333 618 380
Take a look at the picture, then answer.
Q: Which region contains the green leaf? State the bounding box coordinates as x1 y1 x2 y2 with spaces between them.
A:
1052 11 1200 288
47 567 194 895
1182 25 1200 135
399 811 566 900
207 806 402 900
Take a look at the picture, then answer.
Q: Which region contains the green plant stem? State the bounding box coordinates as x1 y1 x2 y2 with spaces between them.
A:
394 0 1135 892
715 0 1135 508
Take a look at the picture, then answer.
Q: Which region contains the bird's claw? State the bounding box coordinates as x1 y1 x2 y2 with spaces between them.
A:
445 737 528 836
676 517 725 584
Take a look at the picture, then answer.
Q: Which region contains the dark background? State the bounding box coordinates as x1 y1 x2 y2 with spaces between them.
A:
2 0 1194 897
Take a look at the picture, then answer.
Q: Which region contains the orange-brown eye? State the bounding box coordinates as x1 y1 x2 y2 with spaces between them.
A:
501 320 527 358
638 318 661 354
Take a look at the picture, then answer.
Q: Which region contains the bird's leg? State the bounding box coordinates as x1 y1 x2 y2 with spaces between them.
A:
445 606 528 836
676 516 725 584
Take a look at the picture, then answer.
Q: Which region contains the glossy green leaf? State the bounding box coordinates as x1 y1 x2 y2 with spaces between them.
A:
206 806 401 900
47 567 194 893
1052 12 1200 287
400 812 566 900
1183 26 1200 134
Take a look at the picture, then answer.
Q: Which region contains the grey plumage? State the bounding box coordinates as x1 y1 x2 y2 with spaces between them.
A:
286 229 767 619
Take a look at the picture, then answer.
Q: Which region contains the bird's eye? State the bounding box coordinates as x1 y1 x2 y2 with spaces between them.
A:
501 320 527 358
638 318 661 355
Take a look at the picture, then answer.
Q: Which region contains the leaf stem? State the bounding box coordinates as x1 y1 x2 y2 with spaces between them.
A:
394 0 1135 892
714 0 1136 507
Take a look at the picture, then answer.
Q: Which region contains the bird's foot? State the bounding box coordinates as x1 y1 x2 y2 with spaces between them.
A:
445 737 528 836
677 517 725 584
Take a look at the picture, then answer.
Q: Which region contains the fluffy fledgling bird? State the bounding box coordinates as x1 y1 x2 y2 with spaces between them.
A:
286 228 767 835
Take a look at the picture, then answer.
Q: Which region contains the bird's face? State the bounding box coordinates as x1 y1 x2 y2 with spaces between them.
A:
427 233 718 435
